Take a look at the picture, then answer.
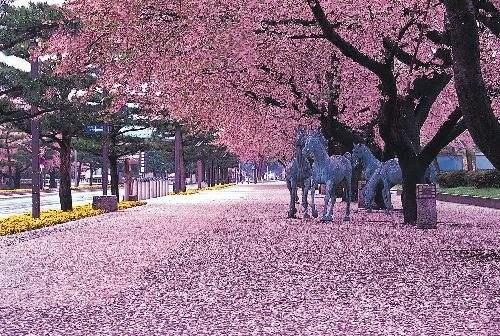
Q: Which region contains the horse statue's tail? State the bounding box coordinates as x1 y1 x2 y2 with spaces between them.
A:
363 167 382 209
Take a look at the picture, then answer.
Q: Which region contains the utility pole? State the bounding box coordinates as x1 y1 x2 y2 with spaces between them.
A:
30 51 40 219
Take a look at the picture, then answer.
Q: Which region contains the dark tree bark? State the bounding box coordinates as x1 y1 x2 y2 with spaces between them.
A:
75 161 82 187
89 164 94 186
110 156 119 200
253 161 258 184
58 134 73 211
13 168 21 189
49 170 57 189
465 149 476 171
444 0 500 169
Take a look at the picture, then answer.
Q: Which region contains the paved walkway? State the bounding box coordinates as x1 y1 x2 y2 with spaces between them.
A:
0 183 499 335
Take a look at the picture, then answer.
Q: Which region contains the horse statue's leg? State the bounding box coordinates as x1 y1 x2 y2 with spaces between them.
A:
344 175 351 221
310 179 319 218
321 182 334 222
287 179 298 218
363 187 373 213
302 177 311 219
382 178 393 213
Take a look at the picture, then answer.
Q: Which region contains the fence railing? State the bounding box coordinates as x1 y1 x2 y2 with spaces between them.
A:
124 178 170 201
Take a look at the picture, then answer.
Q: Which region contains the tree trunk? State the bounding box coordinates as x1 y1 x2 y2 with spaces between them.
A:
13 168 21 189
59 135 73 211
110 156 119 200
400 160 426 224
89 164 94 186
445 0 500 169
75 161 82 187
253 162 258 184
465 149 476 171
209 161 214 187
49 170 57 189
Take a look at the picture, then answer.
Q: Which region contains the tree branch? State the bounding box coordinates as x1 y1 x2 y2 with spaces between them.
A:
306 0 386 77
419 107 466 166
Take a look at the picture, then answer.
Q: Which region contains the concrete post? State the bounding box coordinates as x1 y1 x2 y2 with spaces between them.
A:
132 180 138 198
416 184 437 229
137 180 143 200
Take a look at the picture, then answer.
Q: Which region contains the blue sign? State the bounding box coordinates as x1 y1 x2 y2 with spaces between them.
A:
84 125 105 134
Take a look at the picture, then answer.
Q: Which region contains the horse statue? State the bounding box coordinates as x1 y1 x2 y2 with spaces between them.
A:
303 130 352 222
363 159 402 211
285 128 312 219
353 144 437 211
352 143 381 180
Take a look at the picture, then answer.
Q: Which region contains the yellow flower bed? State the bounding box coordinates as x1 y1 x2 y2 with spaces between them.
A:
0 189 32 194
174 183 235 196
118 200 147 210
0 201 146 237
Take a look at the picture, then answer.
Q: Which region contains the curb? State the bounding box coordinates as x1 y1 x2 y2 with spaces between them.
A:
436 193 500 210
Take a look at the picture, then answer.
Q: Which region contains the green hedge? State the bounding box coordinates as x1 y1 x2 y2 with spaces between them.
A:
438 170 500 188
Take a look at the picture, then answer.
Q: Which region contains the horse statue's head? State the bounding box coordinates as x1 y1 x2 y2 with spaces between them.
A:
303 130 328 158
351 143 367 168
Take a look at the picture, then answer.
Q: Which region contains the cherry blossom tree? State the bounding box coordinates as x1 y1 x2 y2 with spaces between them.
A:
47 0 500 222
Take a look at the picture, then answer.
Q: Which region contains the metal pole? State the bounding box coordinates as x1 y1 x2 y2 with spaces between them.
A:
30 55 40 219
102 123 109 195
174 125 182 194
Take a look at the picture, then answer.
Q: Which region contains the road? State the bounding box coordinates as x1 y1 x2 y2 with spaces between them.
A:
0 183 499 334
0 189 123 217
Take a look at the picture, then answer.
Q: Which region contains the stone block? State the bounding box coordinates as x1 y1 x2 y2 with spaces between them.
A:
92 195 118 212
416 184 437 229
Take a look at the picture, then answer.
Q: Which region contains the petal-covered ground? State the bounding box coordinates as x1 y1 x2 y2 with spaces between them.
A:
0 183 499 335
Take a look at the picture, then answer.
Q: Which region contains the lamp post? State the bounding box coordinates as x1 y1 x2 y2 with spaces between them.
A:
30 49 40 219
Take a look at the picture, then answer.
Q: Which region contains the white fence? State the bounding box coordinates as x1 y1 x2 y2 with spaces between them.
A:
124 178 170 201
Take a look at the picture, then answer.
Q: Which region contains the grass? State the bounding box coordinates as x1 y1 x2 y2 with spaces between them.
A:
0 201 146 237
438 186 500 199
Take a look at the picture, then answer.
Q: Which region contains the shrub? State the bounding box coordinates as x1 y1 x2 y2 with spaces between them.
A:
438 170 500 188
437 171 468 188
467 170 500 188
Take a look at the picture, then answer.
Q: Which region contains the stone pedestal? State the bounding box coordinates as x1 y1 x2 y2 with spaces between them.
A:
92 195 118 212
416 184 437 229
358 180 366 208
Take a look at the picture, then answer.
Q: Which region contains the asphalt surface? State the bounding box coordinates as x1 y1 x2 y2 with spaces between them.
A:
0 189 123 217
